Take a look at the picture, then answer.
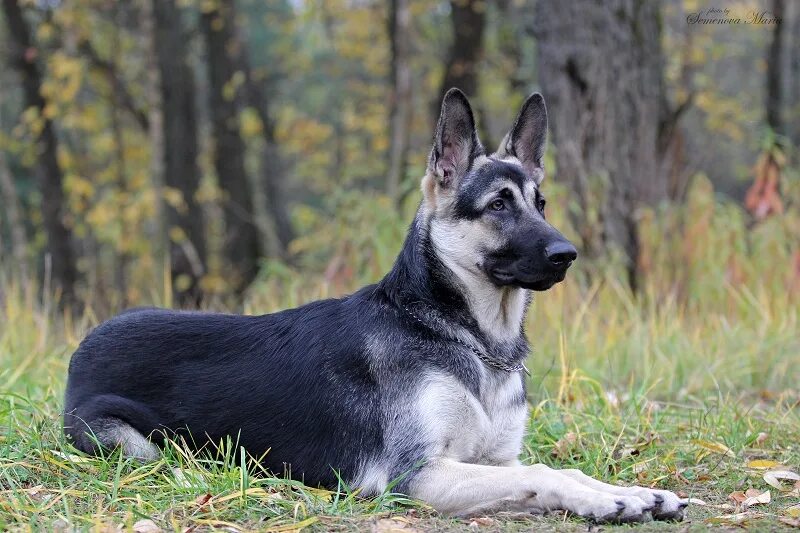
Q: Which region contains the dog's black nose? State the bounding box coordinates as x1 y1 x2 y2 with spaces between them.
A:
545 241 577 266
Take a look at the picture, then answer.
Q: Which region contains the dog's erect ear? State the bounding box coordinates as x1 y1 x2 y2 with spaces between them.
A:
427 88 483 188
499 93 547 184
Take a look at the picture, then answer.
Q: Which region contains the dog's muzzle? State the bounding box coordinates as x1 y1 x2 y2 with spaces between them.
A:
486 240 577 291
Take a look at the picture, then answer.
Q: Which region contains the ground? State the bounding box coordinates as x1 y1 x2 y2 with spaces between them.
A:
1 276 799 531
2 367 799 531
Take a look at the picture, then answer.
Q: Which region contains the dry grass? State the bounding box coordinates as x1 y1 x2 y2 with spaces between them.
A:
1 177 799 531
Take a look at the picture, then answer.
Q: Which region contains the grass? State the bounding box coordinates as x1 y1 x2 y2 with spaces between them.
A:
2 180 800 531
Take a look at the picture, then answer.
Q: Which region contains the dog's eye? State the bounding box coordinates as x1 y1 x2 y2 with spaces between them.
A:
489 199 506 211
537 197 547 212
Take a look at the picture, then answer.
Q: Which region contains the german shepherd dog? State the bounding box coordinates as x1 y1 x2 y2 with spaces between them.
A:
64 89 687 523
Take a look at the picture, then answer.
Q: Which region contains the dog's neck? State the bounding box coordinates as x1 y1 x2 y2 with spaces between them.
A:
379 213 529 344
432 240 529 342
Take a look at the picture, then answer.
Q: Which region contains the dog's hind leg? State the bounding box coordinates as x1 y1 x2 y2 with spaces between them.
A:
410 458 652 522
91 418 160 461
64 394 161 461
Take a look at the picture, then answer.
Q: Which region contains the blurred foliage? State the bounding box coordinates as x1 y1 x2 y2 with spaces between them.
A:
0 0 797 312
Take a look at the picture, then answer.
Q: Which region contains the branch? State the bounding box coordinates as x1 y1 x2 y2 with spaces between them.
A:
78 38 150 131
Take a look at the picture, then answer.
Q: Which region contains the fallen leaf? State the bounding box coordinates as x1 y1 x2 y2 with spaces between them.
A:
692 439 735 458
788 505 800 518
372 518 420 533
729 489 770 507
467 517 494 527
747 459 781 469
49 450 94 464
133 519 161 533
729 491 747 504
213 488 272 504
764 470 800 491
706 511 765 525
551 432 578 460
743 489 770 506
195 493 212 507
267 517 318 532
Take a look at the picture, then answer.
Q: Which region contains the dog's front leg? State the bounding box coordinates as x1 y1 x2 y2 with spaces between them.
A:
410 458 652 522
558 468 687 520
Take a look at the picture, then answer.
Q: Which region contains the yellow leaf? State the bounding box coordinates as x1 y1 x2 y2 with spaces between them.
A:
787 505 800 518
213 487 270 504
163 187 186 212
268 517 318 532
692 439 735 458
747 459 781 469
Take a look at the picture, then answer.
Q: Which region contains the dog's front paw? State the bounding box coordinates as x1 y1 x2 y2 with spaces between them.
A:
625 488 687 521
571 493 652 524
650 490 688 521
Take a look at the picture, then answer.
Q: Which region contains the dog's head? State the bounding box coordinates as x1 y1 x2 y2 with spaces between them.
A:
421 89 577 291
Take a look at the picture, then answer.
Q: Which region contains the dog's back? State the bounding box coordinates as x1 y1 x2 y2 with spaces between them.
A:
64 296 384 486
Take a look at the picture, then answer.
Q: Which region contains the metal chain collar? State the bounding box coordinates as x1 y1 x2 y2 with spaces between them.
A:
402 305 530 376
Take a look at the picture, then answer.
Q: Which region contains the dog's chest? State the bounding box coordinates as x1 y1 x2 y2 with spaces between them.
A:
418 371 527 465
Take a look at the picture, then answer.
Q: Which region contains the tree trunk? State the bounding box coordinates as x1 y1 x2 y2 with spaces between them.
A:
790 1 800 156
238 39 295 258
386 0 413 204
440 0 485 99
109 3 129 306
152 0 207 306
139 0 167 301
2 0 77 308
0 148 29 282
201 2 261 294
765 0 786 136
534 0 671 292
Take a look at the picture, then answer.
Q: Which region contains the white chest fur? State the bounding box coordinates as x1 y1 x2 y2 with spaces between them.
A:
417 371 528 465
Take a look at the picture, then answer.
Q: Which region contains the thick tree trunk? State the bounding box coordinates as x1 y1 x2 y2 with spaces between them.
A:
2 0 77 307
440 0 485 99
790 1 800 156
201 2 261 294
534 0 670 292
152 0 207 306
386 0 413 204
765 0 786 135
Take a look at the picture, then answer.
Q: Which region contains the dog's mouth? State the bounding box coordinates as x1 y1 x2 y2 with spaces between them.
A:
488 268 567 291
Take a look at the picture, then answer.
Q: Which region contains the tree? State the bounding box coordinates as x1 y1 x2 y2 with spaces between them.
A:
238 34 294 259
201 1 261 293
0 145 29 282
2 0 77 307
152 0 207 305
440 0 486 100
791 1 800 156
765 0 786 136
534 0 684 292
386 0 413 204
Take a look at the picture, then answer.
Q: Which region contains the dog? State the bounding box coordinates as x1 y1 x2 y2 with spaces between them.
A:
64 89 686 523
